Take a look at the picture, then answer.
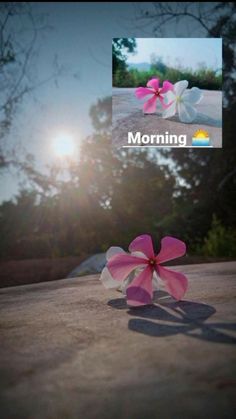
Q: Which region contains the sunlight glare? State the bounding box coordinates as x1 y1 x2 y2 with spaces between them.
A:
52 133 76 158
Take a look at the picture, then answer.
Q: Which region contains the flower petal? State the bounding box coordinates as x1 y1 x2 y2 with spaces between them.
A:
121 273 135 294
156 265 188 300
174 80 188 96
177 101 197 123
163 90 176 103
143 95 157 114
100 267 120 289
156 236 186 264
107 253 147 282
159 95 171 109
131 251 148 259
161 80 174 94
135 87 154 99
182 87 203 105
106 246 125 261
147 78 159 91
126 266 153 306
162 99 176 118
129 234 154 259
152 271 159 291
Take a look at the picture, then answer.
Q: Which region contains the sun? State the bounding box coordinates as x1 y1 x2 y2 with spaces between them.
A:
193 129 209 139
52 133 76 158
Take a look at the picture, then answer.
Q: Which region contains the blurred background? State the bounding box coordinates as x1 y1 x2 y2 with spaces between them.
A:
113 38 222 90
0 2 236 287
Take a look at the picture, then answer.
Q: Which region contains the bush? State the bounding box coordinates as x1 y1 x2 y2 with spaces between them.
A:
200 215 236 257
113 64 222 90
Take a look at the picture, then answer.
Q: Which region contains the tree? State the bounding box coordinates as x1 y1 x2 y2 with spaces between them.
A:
150 54 167 74
134 2 236 249
135 2 235 106
0 96 178 260
112 38 137 86
0 3 61 167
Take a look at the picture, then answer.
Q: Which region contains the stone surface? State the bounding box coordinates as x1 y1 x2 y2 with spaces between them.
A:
112 88 222 148
0 261 236 419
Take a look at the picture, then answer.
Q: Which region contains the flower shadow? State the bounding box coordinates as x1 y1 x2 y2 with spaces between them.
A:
154 111 221 127
108 290 170 310
194 112 222 128
108 292 236 345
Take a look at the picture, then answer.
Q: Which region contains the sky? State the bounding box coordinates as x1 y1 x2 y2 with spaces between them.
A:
0 2 215 202
127 38 222 70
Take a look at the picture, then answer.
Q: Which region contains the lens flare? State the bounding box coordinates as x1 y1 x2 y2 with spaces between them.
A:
52 133 76 158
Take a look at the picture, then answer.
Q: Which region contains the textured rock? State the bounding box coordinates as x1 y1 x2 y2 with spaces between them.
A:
0 261 236 419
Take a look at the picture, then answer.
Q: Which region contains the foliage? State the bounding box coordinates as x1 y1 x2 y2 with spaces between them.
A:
132 1 236 253
0 4 235 263
0 4 38 162
113 61 222 90
0 3 61 167
136 2 235 106
200 215 236 257
112 38 136 72
0 82 235 261
0 96 177 260
112 38 137 86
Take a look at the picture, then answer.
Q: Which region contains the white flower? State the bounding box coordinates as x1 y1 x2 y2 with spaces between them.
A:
100 246 126 290
163 80 203 123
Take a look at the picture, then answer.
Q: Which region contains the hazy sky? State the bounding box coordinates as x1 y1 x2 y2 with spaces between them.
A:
0 2 215 202
128 38 222 70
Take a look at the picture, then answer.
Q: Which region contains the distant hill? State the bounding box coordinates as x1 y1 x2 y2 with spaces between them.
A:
128 62 150 71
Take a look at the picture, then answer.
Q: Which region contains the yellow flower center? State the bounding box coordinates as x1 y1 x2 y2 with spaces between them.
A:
176 95 183 103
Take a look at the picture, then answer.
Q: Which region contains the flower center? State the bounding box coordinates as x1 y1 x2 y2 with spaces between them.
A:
176 95 183 103
155 88 161 96
149 258 156 267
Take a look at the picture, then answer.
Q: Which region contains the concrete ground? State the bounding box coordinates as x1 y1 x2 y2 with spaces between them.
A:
0 261 235 419
112 88 222 148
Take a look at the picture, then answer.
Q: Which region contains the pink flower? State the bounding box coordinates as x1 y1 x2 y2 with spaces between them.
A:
135 78 173 114
100 235 188 307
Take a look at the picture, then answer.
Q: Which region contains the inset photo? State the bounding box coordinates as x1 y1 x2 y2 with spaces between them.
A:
112 38 222 148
